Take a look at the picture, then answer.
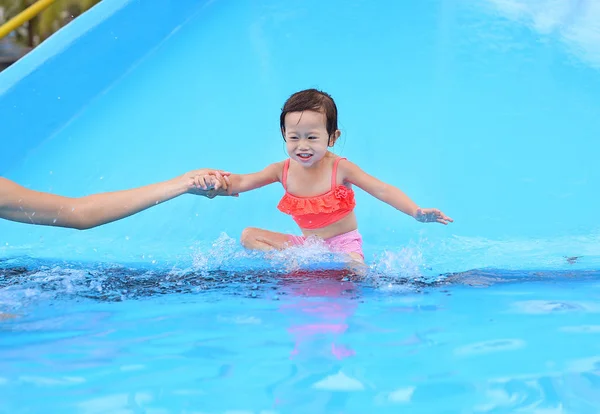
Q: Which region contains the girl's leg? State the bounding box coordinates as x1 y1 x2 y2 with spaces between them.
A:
241 227 297 251
347 257 368 278
348 252 365 263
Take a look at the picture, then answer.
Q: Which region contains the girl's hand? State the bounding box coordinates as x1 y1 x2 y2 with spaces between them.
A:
415 208 453 225
185 170 239 199
206 174 239 198
202 174 228 199
183 169 230 197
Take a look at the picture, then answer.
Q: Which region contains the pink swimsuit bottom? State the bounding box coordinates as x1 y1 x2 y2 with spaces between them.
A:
287 229 364 259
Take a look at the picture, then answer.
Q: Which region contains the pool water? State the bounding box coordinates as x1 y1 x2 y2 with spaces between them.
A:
1 0 600 412
2 248 600 413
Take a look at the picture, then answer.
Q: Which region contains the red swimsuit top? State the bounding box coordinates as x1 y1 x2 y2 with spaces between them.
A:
277 157 356 229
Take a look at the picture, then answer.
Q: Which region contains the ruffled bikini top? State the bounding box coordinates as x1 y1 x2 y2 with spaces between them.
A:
277 157 356 229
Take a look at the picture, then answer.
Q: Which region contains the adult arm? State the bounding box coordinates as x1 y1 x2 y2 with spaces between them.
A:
0 169 229 229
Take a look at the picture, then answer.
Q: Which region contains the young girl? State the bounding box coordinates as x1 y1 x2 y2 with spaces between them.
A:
219 89 452 262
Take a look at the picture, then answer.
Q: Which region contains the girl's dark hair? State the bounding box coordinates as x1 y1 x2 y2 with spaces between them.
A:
280 89 338 138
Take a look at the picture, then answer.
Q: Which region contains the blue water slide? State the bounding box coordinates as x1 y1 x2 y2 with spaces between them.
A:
1 0 599 272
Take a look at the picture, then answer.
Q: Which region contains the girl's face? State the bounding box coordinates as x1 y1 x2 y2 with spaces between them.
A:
282 110 340 168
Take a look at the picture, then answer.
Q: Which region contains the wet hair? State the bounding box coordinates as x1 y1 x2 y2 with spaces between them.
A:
280 89 339 140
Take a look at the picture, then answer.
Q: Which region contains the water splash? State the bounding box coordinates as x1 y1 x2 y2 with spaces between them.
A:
2 231 600 315
189 232 352 275
369 244 427 280
187 233 434 283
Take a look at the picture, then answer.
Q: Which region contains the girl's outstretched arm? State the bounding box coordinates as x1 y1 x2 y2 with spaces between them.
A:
0 169 229 229
340 160 453 225
224 162 282 196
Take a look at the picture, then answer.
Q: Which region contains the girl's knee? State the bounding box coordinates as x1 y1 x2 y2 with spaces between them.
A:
241 227 259 247
348 252 365 263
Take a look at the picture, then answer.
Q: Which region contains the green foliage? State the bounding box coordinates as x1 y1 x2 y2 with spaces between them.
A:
0 0 102 46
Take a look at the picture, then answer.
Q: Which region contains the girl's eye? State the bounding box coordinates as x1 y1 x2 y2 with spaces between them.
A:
288 136 299 140
308 136 318 140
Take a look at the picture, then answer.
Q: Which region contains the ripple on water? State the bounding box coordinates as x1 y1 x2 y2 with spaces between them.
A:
559 325 600 333
455 339 526 356
511 300 600 314
311 371 365 391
